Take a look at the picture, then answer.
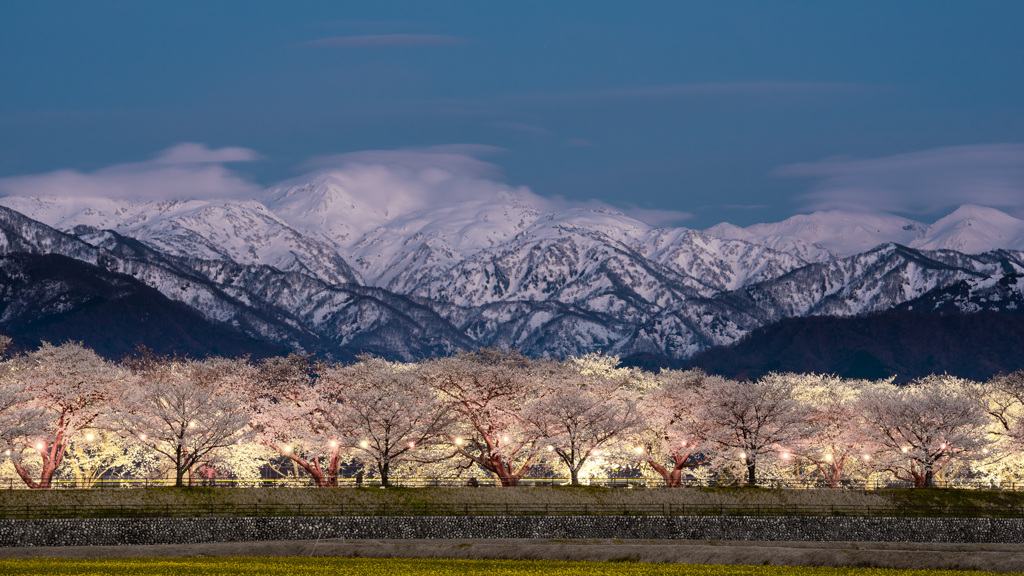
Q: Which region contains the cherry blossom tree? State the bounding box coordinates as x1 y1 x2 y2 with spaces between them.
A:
246 354 346 487
319 356 453 486
789 374 875 488
423 348 549 486
637 368 716 487
523 359 643 485
0 342 45 456
973 371 1024 452
6 342 122 489
113 356 253 487
57 429 157 488
698 373 813 486
857 375 991 488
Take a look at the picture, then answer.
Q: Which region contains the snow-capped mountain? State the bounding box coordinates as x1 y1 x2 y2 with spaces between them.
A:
3 176 1024 366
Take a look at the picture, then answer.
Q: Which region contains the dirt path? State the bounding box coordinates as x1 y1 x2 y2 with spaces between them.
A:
3 539 1023 572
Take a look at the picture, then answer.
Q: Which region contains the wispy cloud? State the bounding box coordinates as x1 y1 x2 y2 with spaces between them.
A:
0 143 261 201
620 206 695 227
778 143 1024 214
302 34 467 49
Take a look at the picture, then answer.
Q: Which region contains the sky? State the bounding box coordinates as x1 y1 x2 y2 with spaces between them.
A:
1 1 1023 228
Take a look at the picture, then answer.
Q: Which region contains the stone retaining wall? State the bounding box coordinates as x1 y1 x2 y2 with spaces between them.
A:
2 515 1022 547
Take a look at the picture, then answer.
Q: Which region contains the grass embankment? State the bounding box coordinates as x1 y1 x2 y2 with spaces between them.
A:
2 485 1024 512
0 557 1007 576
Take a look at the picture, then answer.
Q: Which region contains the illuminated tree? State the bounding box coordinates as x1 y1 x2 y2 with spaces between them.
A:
319 356 453 486
57 429 157 488
790 374 875 488
698 373 812 485
638 368 716 487
0 339 45 455
247 354 346 487
857 375 990 488
423 348 548 486
7 342 122 489
523 359 643 485
113 357 253 487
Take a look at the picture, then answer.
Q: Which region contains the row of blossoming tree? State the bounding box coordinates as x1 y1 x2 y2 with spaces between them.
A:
2 338 1024 489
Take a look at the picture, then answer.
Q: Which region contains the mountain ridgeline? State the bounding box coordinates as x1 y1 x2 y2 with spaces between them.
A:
1 180 1023 380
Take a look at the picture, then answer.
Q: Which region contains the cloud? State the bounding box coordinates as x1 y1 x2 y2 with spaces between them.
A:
303 34 467 49
290 146 695 228
619 207 695 227
778 144 1024 214
303 144 506 178
283 146 530 219
0 143 261 201
153 142 261 165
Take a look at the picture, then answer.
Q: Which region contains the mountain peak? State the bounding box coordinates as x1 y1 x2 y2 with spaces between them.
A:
910 205 1024 254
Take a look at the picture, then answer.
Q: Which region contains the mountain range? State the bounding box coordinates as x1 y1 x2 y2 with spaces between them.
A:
2 171 1023 379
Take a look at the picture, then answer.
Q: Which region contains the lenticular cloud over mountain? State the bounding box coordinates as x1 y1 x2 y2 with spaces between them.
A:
779 143 1024 215
0 143 262 201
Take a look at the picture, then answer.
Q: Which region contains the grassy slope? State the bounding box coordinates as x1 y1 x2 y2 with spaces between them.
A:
2 485 1024 511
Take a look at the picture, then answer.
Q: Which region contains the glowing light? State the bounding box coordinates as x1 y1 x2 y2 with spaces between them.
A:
635 446 644 454
739 453 746 460
502 436 509 442
36 443 44 451
408 442 415 449
189 421 196 428
901 447 908 453
329 440 337 447
360 441 368 448
547 445 554 451
781 453 790 460
591 450 600 456
85 433 94 441
4 450 9 456
940 443 946 450
983 448 989 454
681 440 687 446
863 454 870 461
284 445 292 452
825 454 832 462
139 434 147 441
454 438 463 445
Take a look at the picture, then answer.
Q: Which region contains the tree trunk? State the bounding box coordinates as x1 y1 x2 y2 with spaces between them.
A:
570 468 580 485
380 462 390 487
646 460 682 488
746 461 757 486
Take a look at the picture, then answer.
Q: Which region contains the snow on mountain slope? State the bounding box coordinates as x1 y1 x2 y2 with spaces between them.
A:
641 228 808 293
908 205 1024 254
0 195 360 285
704 210 926 260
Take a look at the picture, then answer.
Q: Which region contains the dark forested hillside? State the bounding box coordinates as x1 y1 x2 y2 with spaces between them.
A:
0 253 287 360
680 310 1024 382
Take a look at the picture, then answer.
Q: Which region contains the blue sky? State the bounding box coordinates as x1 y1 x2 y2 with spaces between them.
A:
2 1 1023 227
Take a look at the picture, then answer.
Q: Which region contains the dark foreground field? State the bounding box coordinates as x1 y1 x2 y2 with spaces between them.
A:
3 538 1024 573
0 546 1019 574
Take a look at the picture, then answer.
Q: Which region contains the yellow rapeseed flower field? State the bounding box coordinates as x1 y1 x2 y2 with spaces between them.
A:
0 558 1005 576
